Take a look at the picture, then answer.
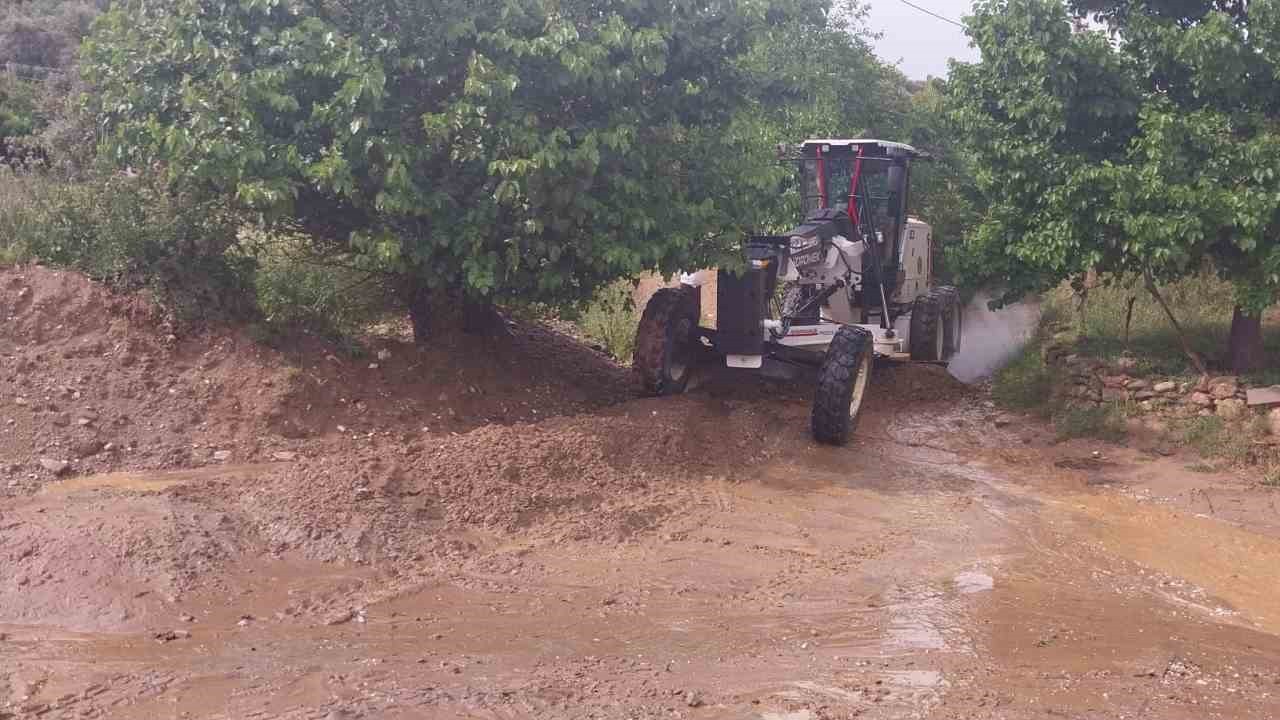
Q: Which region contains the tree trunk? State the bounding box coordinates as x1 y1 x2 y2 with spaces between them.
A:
408 284 433 344
1144 271 1209 377
460 294 507 336
1228 305 1265 374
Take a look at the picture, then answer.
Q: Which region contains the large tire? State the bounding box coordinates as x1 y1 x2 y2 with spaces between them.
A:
934 285 963 360
811 325 874 446
782 282 822 324
909 291 945 362
634 287 700 396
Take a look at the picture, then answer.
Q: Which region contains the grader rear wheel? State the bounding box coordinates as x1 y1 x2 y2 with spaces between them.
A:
633 287 700 396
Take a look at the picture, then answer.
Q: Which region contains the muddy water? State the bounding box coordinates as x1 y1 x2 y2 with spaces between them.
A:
5 401 1280 718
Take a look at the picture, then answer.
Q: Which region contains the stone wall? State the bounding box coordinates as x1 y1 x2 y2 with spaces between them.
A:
1045 342 1252 422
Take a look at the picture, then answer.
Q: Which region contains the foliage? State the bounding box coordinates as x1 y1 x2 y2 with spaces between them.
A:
576 280 640 362
1044 271 1267 376
0 167 252 323
0 76 41 138
948 0 1280 369
84 0 883 320
243 231 397 341
1054 403 1127 442
991 341 1054 414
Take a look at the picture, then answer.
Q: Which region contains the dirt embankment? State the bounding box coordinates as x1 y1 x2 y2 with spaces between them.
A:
0 265 828 633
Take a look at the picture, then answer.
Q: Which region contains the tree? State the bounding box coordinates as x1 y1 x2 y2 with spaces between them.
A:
949 0 1280 373
83 0 881 340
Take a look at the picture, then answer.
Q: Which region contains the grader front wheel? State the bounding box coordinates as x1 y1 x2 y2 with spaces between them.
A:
811 325 874 446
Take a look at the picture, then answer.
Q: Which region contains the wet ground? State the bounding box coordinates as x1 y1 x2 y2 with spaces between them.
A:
5 390 1280 720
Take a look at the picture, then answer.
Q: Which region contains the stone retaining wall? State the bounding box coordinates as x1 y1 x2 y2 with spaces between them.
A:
1044 339 1256 423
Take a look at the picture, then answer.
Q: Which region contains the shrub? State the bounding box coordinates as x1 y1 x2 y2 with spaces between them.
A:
243 230 395 341
1054 403 1127 442
0 167 253 324
575 280 640 362
991 343 1054 414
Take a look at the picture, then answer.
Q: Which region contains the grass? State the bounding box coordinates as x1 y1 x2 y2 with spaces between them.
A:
991 342 1054 415
1053 403 1127 442
574 279 640 362
1172 414 1266 466
1046 271 1280 378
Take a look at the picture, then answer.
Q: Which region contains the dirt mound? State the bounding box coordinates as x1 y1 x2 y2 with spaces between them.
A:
0 266 635 494
230 393 791 566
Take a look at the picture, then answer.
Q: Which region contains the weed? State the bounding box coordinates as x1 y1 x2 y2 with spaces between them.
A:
1044 271 1279 376
576 280 639 362
1054 403 1127 441
1262 466 1280 488
991 342 1054 415
1186 462 1216 473
241 229 393 343
1175 415 1260 465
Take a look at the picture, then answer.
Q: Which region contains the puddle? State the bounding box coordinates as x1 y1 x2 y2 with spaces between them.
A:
38 464 275 495
762 712 813 720
953 571 994 594
883 669 946 687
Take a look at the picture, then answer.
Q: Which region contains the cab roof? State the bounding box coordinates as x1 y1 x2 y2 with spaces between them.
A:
801 139 927 159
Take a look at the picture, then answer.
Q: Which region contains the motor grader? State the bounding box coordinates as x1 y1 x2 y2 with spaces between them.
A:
633 139 962 445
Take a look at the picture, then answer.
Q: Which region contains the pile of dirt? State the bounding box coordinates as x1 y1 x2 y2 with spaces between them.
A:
0 264 974 636
0 266 635 493
230 393 792 566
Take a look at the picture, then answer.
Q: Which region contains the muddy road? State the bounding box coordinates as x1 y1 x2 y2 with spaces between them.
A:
6 392 1280 719
4 268 1280 719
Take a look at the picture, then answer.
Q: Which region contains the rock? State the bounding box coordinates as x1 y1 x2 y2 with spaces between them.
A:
1216 398 1246 420
684 691 703 708
324 610 355 626
179 613 196 623
1100 375 1129 389
1154 381 1177 393
1189 392 1214 407
376 349 392 362
1268 408 1280 437
13 397 27 406
212 450 232 462
1210 377 1239 400
993 413 1016 428
38 458 70 476
1125 378 1149 390
50 412 71 427
1102 387 1128 402
153 629 191 643
272 451 298 462
1133 390 1156 401
1115 356 1138 371
72 439 105 458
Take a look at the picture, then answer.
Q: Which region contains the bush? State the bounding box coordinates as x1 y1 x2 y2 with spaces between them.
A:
576 280 640 362
243 230 396 342
1045 271 1276 377
1053 403 1127 442
0 168 253 324
991 343 1054 414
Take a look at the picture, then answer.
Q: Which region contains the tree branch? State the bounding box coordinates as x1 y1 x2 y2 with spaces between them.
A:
1144 270 1209 378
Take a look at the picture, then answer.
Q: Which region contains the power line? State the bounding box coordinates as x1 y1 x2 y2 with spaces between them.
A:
893 0 966 28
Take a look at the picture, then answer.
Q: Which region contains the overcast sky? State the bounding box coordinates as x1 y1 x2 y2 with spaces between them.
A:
866 0 980 80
